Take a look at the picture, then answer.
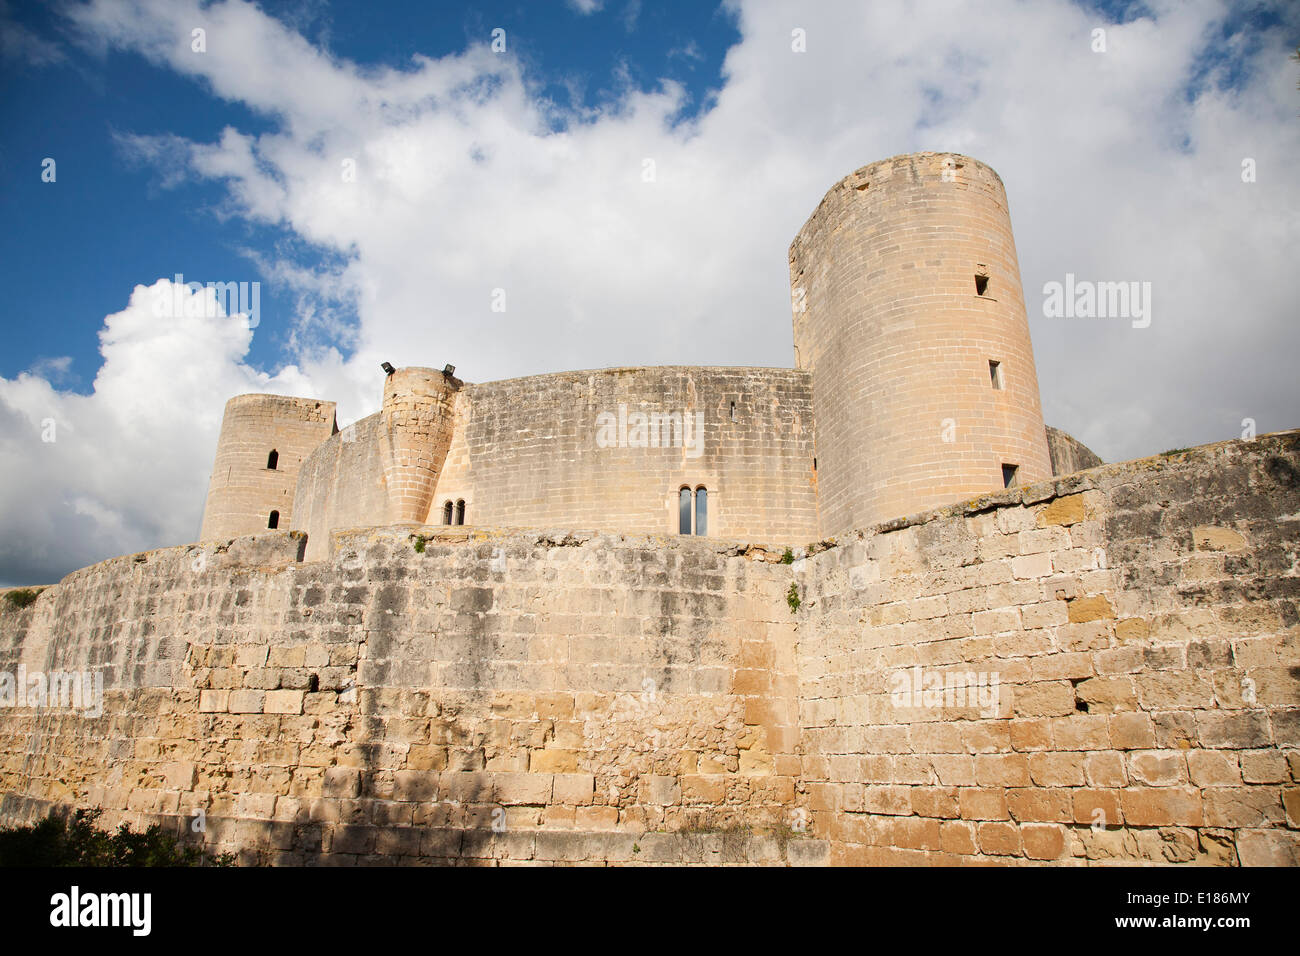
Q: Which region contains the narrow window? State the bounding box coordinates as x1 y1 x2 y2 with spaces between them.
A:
455 499 466 525
443 501 453 525
678 487 692 534
730 401 737 422
268 510 280 529
975 274 989 296
694 487 708 536
1001 464 1019 488
989 360 1003 389
267 449 279 470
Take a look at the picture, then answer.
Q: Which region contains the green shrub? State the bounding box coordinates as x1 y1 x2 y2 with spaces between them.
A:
0 808 234 867
413 535 427 553
786 582 801 613
780 548 795 565
3 588 41 610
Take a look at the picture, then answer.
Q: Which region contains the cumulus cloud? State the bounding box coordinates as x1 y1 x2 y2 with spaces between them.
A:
3 0 1296 584
0 280 337 585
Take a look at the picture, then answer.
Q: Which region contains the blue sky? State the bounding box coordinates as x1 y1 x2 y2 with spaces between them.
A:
0 0 1297 585
1 0 741 388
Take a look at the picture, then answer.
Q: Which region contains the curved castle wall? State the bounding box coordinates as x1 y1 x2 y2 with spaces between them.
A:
292 410 391 558
292 366 819 561
292 368 459 562
219 154 1059 551
199 395 337 542
790 152 1052 535
1046 425 1104 476
429 366 818 542
2 431 1296 865
0 526 815 865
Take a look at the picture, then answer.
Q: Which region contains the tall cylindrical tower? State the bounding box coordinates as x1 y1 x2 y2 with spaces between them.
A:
790 152 1052 535
199 394 337 541
381 367 459 524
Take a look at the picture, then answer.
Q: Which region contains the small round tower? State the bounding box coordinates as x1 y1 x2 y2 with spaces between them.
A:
199 394 337 541
790 151 1052 534
381 367 459 524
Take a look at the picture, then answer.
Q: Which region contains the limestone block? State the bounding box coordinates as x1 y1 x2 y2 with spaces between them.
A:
529 749 579 774
228 690 266 714
264 690 304 715
198 690 229 713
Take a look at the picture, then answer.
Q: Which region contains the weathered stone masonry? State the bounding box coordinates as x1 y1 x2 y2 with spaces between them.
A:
1 431 1296 865
793 430 1300 865
294 365 821 563
0 528 815 865
203 152 1077 552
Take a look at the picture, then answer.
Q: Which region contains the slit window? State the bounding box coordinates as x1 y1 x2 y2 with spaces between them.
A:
730 401 737 422
455 499 466 525
443 501 453 525
266 449 279 470
1001 464 1019 488
267 510 280 529
989 360 1003 389
975 274 989 296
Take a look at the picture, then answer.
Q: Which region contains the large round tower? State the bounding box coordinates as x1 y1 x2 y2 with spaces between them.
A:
790 151 1052 535
199 394 337 541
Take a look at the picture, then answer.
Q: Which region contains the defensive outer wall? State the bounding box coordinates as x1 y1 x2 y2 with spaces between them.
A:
2 430 1298 865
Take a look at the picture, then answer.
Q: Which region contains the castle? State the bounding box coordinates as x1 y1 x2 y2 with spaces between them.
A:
198 152 1100 557
2 152 1295 868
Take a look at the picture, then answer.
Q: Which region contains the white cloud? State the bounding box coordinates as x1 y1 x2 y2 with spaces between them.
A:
669 40 704 64
0 279 338 585
567 0 605 14
24 356 74 384
620 0 641 32
5 0 1296 583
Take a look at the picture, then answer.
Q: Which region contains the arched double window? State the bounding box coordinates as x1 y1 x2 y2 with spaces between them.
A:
678 486 708 535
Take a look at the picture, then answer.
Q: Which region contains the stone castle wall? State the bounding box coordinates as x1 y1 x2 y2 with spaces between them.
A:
0 528 819 865
794 430 1299 864
292 366 820 562
292 411 394 562
790 152 1053 537
432 367 819 541
206 153 1076 553
3 431 1296 865
283 369 462 562
1046 425 1104 475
